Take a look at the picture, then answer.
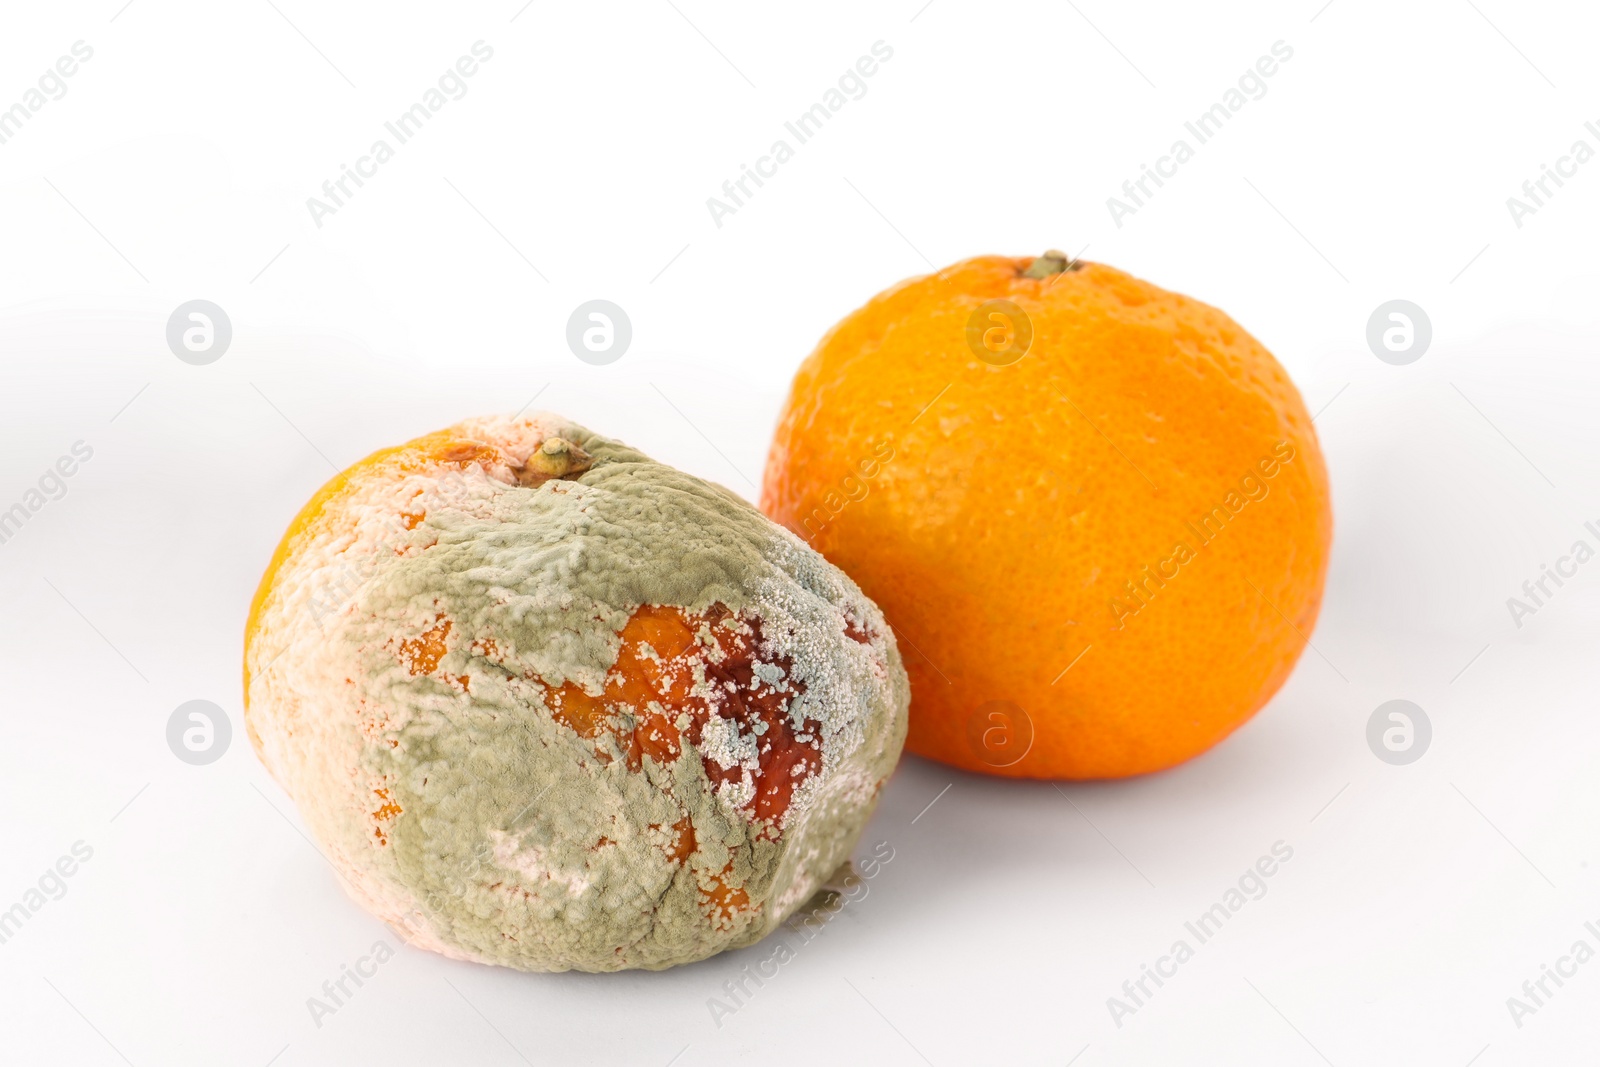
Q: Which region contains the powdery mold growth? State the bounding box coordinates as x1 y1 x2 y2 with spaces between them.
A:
243 414 909 972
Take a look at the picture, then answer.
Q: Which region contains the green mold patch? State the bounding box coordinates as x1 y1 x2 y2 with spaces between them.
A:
246 414 908 972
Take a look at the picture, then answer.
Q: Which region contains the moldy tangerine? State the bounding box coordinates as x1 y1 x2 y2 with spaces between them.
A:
244 414 908 971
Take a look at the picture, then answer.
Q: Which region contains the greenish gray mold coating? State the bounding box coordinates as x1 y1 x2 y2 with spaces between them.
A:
252 416 909 972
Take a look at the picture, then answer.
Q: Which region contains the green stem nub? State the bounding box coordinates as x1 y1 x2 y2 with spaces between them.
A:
1023 249 1080 278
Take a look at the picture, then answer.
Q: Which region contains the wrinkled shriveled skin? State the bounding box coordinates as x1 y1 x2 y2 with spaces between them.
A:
244 413 909 972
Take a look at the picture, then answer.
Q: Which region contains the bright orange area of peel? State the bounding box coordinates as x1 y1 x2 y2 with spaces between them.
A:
398 617 452 676
761 256 1333 780
658 816 694 865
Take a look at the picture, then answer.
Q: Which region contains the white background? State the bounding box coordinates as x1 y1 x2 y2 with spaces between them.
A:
2 1 1598 1064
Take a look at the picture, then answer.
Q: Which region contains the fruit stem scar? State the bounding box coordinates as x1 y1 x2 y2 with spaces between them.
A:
1022 249 1081 278
514 436 593 486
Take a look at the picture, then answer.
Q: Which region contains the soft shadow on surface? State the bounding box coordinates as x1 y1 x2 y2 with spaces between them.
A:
423 693 1346 1004
844 695 1348 921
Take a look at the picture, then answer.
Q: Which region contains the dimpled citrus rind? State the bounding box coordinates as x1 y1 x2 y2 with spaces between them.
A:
762 256 1331 779
244 413 909 972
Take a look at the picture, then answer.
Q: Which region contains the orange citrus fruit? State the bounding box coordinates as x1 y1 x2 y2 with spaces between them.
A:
243 414 907 971
761 252 1332 779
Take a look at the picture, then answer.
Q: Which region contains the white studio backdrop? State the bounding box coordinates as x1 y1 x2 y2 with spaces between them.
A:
2 1 1599 1065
